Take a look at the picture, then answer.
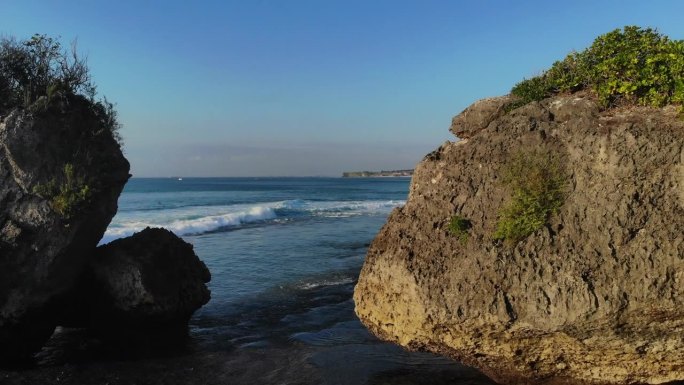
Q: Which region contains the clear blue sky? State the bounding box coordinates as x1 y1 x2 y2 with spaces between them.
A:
3 1 683 176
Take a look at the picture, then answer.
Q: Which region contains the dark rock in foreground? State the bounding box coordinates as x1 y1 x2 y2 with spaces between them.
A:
0 94 212 362
0 95 130 359
354 95 684 384
80 228 211 341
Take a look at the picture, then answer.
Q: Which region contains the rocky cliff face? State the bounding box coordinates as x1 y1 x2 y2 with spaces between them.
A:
354 94 684 384
0 95 130 359
0 95 211 361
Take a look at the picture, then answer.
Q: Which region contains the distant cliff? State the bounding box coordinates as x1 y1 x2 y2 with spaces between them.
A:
342 169 413 177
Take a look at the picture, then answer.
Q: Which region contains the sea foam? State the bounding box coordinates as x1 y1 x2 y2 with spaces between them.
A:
101 199 404 244
277 199 404 217
101 205 276 244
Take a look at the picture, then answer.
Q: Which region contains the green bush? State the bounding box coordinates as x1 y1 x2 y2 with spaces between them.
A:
510 26 684 108
33 163 92 219
494 149 566 244
448 215 471 244
507 76 553 111
0 34 93 109
0 34 120 140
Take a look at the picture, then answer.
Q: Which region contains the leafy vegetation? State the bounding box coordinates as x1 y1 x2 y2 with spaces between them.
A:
0 34 120 138
448 215 471 244
509 26 684 108
0 34 91 109
33 163 92 219
494 149 566 244
506 76 553 111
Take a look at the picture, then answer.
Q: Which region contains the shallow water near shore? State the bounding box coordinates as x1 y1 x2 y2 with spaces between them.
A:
2 178 494 385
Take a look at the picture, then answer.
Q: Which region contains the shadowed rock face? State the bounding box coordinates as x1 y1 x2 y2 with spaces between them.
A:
0 95 213 363
354 95 684 384
81 227 211 340
0 95 130 359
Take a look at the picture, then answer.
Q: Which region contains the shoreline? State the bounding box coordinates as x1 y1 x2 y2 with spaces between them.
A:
1 278 495 385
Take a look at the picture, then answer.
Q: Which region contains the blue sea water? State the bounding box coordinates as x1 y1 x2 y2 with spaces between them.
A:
95 177 493 385
105 177 407 307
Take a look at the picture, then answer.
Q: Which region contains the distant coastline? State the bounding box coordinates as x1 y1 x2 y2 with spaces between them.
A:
342 169 413 178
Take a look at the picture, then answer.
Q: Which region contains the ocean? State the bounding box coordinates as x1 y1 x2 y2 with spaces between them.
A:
8 178 494 385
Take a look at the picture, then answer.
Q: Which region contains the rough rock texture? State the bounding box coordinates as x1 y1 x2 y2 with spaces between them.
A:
76 227 211 339
450 96 511 139
354 94 684 384
0 95 130 358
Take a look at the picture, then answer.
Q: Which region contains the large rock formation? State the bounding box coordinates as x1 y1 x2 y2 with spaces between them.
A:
354 94 684 384
0 94 130 359
0 95 214 361
74 227 211 341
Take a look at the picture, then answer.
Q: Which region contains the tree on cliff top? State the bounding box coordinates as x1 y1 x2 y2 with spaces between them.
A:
509 26 684 108
0 34 120 137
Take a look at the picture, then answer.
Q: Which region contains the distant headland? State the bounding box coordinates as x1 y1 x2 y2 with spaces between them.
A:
342 169 413 177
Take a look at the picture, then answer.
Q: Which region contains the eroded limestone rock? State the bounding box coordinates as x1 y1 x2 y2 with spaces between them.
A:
355 95 684 384
449 96 511 139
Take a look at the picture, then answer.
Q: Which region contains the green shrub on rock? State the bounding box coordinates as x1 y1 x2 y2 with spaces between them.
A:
0 34 121 140
510 26 684 108
494 149 566 244
448 215 471 244
507 76 554 111
33 163 92 219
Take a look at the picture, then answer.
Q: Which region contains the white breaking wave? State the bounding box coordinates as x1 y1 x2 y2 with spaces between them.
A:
297 277 355 290
276 199 404 217
101 199 405 244
101 205 276 245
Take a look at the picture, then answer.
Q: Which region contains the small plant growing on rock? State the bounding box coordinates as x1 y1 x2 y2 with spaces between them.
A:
494 148 566 244
448 215 472 244
32 163 92 219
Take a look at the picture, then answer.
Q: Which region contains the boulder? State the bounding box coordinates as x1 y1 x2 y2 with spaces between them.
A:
0 94 129 359
449 96 511 139
77 227 211 342
354 95 684 384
